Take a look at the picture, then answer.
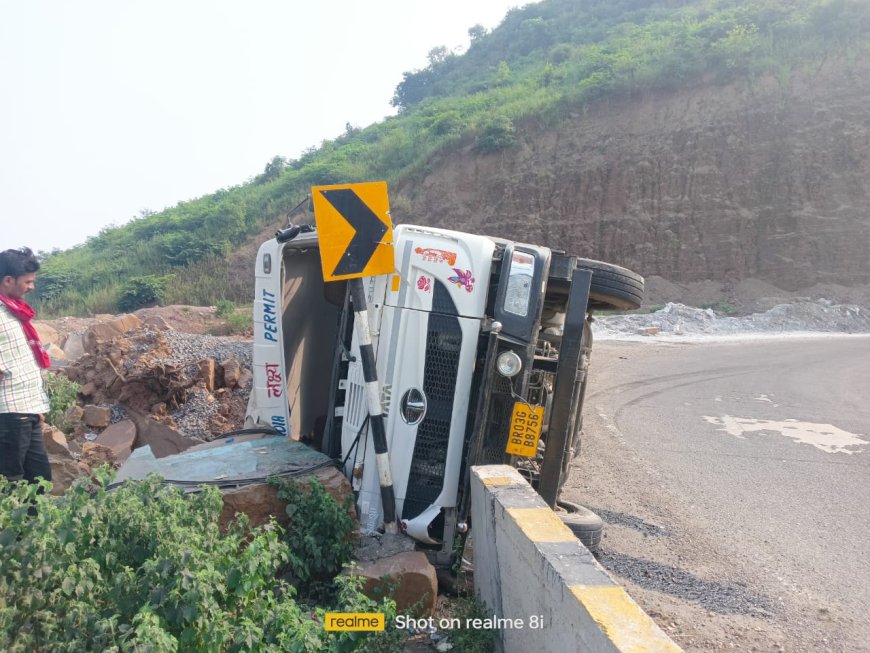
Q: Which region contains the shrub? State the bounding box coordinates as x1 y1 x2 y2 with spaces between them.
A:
43 372 80 433
0 471 396 652
272 478 357 596
118 275 170 312
208 303 251 336
225 311 251 335
448 594 498 653
429 110 464 136
215 299 235 319
476 115 516 153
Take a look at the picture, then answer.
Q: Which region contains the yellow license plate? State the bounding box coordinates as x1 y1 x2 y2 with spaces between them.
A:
505 403 544 458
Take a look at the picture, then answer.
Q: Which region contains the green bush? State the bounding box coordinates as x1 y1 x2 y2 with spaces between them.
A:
208 303 251 336
43 372 80 434
215 299 235 319
448 595 497 653
225 311 251 335
272 478 357 596
429 110 464 136
118 275 170 312
476 115 516 152
0 472 397 653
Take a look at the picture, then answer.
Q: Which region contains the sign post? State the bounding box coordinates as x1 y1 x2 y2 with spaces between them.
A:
311 182 398 534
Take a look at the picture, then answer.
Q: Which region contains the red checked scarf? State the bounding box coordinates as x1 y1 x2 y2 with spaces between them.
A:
0 295 51 368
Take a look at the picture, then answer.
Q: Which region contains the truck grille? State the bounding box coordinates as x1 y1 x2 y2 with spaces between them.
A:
480 375 514 465
402 311 462 520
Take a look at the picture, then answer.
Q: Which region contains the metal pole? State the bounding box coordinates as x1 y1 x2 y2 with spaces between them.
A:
349 278 398 533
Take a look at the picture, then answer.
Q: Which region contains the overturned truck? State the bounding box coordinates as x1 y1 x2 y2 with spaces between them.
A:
245 223 643 565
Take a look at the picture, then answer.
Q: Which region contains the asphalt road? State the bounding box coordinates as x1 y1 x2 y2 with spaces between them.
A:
563 335 870 652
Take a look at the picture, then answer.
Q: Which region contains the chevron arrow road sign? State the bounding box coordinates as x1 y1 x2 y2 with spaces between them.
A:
311 181 394 281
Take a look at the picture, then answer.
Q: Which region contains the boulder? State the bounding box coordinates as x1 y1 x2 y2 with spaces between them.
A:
143 315 172 331
62 332 86 362
84 314 143 354
198 358 216 392
79 382 96 397
221 358 242 389
83 405 112 428
80 441 116 471
42 428 84 496
353 551 439 616
218 465 354 531
237 368 253 389
219 483 288 531
33 322 61 347
110 313 143 334
64 405 84 432
46 343 65 361
126 410 200 458
42 425 70 455
95 419 137 464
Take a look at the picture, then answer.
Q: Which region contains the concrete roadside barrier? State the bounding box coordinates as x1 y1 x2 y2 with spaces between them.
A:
471 465 682 653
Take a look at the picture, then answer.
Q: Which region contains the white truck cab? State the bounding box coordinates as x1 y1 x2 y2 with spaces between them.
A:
246 222 644 565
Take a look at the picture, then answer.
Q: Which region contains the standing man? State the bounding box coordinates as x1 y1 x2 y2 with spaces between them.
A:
0 247 51 484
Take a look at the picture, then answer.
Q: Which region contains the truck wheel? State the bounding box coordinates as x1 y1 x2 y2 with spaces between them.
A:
576 258 644 310
557 500 603 554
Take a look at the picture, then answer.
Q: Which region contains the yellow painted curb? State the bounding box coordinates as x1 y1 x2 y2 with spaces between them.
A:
481 475 521 487
506 507 576 543
569 585 682 653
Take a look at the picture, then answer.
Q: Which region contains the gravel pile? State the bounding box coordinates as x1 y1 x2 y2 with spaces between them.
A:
161 331 253 369
171 388 228 440
594 300 870 341
161 331 254 440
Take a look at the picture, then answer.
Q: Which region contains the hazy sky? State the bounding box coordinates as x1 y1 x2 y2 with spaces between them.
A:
0 0 522 253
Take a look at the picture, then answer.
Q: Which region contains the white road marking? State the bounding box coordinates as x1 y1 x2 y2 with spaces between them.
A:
702 415 868 454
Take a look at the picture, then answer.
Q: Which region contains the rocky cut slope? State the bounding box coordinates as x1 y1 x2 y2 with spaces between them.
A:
396 58 870 293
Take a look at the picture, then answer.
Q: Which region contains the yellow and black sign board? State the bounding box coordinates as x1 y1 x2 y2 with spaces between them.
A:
311 181 394 282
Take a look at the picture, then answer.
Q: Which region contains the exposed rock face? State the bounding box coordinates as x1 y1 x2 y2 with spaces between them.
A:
398 58 870 292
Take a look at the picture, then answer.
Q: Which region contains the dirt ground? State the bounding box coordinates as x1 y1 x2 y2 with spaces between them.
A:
39 304 237 342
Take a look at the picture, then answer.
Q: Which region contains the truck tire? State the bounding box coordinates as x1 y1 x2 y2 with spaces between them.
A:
557 500 603 553
576 258 644 311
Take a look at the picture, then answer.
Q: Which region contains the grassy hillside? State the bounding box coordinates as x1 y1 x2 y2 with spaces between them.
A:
33 0 869 317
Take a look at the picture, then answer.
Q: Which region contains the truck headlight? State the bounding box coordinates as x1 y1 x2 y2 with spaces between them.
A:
496 350 522 377
502 250 535 317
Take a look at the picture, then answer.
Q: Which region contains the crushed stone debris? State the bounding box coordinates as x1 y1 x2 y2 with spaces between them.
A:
594 300 870 341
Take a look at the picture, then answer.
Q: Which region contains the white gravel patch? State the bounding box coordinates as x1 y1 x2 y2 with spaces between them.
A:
594 300 870 342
